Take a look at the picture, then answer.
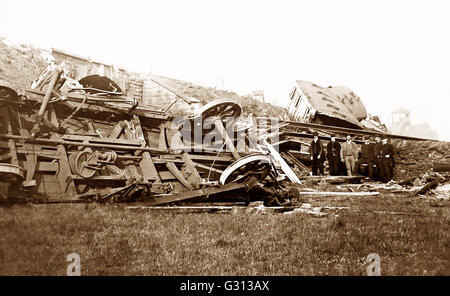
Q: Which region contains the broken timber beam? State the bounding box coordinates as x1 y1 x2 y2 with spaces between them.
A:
263 139 301 184
415 179 441 195
30 69 63 137
0 134 172 154
214 118 240 161
146 182 249 206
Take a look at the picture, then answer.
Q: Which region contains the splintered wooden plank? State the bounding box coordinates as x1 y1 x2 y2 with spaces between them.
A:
263 139 301 184
146 182 248 206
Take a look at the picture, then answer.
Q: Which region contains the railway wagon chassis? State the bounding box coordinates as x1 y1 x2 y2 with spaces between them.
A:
0 63 296 204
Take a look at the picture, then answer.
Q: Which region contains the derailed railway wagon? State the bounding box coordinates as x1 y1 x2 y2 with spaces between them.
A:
0 62 299 204
287 80 389 133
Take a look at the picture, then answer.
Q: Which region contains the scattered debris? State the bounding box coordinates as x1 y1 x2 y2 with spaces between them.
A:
322 206 350 210
412 178 423 187
283 204 328 217
430 184 450 200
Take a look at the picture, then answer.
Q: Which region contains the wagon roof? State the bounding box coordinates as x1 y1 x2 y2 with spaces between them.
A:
295 80 365 127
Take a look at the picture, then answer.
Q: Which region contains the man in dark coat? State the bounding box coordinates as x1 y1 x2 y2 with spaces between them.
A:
380 137 395 182
326 134 341 176
373 136 383 180
309 131 325 175
355 136 376 179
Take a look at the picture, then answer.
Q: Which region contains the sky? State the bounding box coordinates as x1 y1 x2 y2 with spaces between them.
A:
1 0 450 140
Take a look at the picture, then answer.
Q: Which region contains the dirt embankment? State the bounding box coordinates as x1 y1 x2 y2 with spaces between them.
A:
167 77 288 118
0 37 287 119
0 37 48 89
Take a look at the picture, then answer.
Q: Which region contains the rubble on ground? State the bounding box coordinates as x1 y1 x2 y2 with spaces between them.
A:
431 184 450 199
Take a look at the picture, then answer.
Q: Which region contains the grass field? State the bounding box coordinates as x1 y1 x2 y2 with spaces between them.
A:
0 193 449 276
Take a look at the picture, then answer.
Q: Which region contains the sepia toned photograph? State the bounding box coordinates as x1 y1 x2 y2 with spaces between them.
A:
0 0 449 281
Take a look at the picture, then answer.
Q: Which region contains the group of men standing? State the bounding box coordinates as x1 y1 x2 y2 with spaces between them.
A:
308 132 396 182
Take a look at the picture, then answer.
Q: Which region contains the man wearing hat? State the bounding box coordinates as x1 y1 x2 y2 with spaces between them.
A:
340 135 358 176
380 137 396 182
355 136 376 179
326 134 341 176
373 136 383 180
309 131 325 175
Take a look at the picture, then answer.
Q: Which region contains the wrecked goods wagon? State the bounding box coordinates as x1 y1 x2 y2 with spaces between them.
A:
287 80 389 133
0 62 304 205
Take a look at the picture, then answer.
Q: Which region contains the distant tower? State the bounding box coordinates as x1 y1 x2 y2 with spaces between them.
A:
391 106 411 135
250 90 265 102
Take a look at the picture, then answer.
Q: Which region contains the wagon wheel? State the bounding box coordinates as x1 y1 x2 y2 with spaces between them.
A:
0 163 24 185
0 84 19 108
192 99 242 134
219 154 272 185
73 150 97 179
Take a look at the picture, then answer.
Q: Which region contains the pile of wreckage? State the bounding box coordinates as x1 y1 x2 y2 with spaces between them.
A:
0 61 305 206
1 60 449 213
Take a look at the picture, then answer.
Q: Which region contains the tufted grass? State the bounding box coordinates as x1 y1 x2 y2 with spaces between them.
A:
0 194 449 276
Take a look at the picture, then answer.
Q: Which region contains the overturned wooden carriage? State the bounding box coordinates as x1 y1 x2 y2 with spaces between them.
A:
0 63 294 204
